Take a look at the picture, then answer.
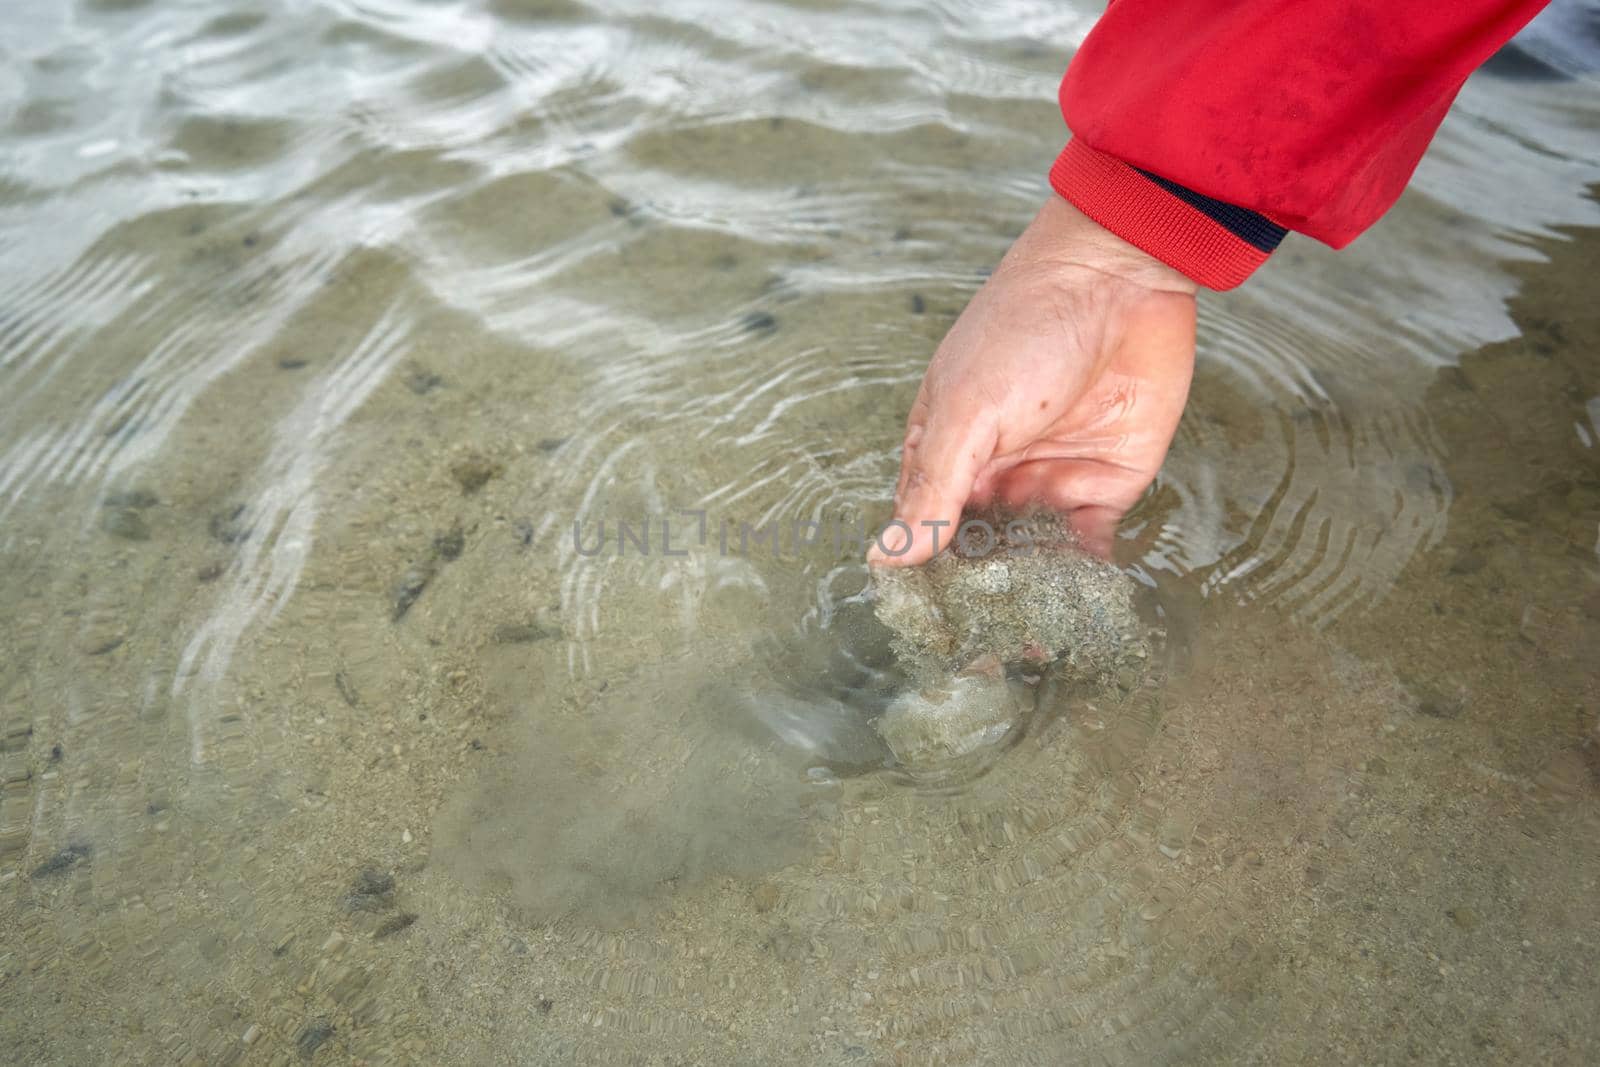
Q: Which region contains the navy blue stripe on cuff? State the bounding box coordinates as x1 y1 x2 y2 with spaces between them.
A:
1132 168 1288 253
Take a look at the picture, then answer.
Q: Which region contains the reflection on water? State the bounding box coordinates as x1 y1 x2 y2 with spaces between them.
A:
2 0 1598 1063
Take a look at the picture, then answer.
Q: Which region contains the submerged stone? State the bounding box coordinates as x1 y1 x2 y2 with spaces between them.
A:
101 507 151 541
449 451 502 493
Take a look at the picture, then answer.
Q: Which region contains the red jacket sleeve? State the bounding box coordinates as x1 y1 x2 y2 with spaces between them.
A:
1051 0 1552 289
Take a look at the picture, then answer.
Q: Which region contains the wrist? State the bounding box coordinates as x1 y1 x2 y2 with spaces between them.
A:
1027 195 1199 297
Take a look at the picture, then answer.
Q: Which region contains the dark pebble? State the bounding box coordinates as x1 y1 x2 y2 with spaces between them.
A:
345 868 396 911
910 293 925 314
102 508 151 541
608 197 632 217
84 634 123 656
104 488 158 509
535 437 568 453
538 996 554 1015
390 563 435 621
1494 495 1540 523
374 912 419 938
242 234 258 248
449 453 503 493
433 526 465 562
1417 692 1463 718
209 504 252 544
296 1020 335 1059
277 357 308 370
31 843 91 879
740 311 778 335
355 869 394 896
512 519 535 547
334 671 359 709
492 623 557 644
49 743 62 761
196 561 224 583
405 366 443 395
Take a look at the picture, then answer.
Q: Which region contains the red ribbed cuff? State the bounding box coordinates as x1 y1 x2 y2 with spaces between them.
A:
1048 139 1283 290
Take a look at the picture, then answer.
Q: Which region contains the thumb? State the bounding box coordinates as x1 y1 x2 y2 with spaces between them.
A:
870 403 996 567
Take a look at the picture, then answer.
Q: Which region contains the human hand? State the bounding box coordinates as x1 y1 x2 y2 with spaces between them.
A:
870 196 1198 565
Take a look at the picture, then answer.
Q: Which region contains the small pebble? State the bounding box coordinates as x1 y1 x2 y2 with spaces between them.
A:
81 631 125 656
103 488 158 509
209 504 251 544
101 508 150 541
390 563 435 621
342 870 392 915
405 366 443 395
751 884 781 913
739 311 778 334
492 623 557 644
296 1019 335 1059
449 452 503 493
30 843 91 879
374 912 419 939
433 526 465 562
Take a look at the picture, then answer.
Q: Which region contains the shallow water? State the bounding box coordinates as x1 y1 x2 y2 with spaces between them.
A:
3 1 1599 1063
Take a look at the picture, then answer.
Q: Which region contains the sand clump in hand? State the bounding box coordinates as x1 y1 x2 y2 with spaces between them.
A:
872 509 1153 687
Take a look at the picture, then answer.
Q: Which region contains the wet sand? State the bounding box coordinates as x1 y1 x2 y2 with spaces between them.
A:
2 216 1594 1066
